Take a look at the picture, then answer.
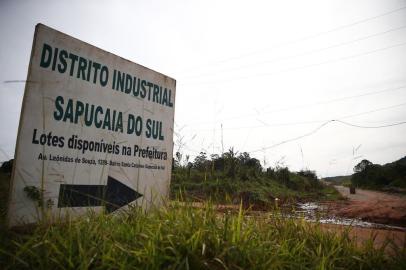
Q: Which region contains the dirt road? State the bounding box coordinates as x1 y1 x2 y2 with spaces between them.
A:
334 185 405 202
314 186 406 252
319 224 405 253
333 185 406 227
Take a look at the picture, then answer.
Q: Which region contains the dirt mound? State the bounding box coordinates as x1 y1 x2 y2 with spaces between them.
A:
332 199 406 227
332 186 406 227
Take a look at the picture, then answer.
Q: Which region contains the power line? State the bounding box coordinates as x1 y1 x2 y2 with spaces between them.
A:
191 101 406 133
191 101 406 132
182 41 406 86
179 102 406 156
238 86 406 122
180 112 406 156
181 85 406 126
3 80 27 83
334 119 406 129
260 85 406 114
182 24 406 79
248 119 406 153
179 116 406 160
177 5 406 73
249 120 333 153
339 102 406 120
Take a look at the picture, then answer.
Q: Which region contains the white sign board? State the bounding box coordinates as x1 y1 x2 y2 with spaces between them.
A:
7 24 176 227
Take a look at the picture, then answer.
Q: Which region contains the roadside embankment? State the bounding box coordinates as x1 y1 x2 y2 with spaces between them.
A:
332 185 406 227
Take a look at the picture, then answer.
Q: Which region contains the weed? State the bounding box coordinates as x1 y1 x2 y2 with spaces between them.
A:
0 202 405 269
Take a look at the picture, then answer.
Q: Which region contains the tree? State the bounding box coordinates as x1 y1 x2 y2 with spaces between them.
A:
223 148 238 179
238 152 261 170
298 169 319 187
275 167 290 187
0 159 13 174
353 159 373 173
265 167 275 178
237 152 262 180
211 154 225 171
193 152 209 172
174 152 182 167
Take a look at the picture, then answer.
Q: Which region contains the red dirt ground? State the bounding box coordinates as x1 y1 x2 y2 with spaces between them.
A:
331 186 406 227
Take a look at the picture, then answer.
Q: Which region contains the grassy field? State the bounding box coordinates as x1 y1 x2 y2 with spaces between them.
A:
171 168 344 208
1 168 405 269
323 176 352 187
1 202 405 269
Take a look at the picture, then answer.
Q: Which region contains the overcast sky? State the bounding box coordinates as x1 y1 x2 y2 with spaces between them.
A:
1 0 406 177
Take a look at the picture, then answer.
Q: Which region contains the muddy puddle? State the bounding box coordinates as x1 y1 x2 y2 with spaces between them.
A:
293 202 406 231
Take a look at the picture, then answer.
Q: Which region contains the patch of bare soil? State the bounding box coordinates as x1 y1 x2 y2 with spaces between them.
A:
173 200 406 253
320 224 406 254
331 186 406 227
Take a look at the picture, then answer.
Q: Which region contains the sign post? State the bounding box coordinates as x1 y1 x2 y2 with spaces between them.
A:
7 24 176 227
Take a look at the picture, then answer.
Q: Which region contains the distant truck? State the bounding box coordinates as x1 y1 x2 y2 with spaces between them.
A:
349 185 356 194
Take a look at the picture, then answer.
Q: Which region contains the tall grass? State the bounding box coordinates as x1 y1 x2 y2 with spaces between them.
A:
171 173 343 205
1 201 405 269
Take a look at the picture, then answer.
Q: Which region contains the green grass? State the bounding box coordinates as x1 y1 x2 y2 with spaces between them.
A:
0 170 404 269
323 176 352 187
1 202 405 269
171 174 344 206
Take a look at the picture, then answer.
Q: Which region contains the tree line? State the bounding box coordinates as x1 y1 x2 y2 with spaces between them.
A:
173 148 321 191
351 157 406 190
